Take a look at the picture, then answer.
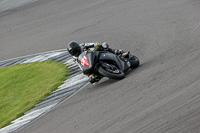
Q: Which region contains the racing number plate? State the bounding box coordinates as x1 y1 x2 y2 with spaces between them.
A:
81 55 89 66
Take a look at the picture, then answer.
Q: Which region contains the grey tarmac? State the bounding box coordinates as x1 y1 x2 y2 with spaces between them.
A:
1 0 200 133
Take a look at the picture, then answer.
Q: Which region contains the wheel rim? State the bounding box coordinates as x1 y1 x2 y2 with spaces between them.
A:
106 68 120 74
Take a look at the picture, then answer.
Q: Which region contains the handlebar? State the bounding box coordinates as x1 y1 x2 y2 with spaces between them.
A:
84 45 94 49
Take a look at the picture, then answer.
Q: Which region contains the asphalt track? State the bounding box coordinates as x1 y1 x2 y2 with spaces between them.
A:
1 0 200 132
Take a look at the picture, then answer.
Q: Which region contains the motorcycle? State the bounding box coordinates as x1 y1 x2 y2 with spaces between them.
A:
75 48 140 80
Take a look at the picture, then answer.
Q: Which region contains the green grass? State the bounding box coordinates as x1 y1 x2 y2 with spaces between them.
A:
0 60 69 128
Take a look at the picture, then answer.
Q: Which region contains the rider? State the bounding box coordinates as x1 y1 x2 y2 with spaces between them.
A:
67 41 129 84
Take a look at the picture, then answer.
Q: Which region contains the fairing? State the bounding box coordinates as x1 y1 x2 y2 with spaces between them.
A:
98 52 129 71
77 51 98 74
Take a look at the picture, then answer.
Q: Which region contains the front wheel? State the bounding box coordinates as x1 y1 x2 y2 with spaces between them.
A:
98 64 125 79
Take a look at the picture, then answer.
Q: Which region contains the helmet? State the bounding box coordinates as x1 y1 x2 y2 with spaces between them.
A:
67 41 81 57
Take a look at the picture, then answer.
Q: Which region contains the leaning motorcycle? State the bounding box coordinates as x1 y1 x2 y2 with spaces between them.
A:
75 49 140 80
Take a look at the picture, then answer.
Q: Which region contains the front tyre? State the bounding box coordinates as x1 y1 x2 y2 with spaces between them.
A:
129 55 140 68
98 65 125 79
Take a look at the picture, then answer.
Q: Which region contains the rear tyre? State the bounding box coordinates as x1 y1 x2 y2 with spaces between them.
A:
129 55 140 68
98 65 125 79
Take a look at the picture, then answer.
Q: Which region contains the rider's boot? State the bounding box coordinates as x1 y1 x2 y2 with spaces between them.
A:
122 51 130 58
114 49 130 59
89 75 101 85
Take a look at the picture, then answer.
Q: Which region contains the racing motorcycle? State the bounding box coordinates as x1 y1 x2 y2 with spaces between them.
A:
75 47 140 80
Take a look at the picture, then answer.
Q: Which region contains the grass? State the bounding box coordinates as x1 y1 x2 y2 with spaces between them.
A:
0 60 69 128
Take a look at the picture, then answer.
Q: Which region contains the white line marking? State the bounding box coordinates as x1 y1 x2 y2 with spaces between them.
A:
0 49 68 63
14 82 89 133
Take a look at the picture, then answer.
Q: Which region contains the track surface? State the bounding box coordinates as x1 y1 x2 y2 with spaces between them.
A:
1 0 200 132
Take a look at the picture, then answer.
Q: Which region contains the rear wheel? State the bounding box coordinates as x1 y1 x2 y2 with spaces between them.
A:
98 64 125 79
129 55 140 68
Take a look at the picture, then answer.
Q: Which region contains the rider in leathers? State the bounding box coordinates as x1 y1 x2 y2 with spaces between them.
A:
67 41 129 84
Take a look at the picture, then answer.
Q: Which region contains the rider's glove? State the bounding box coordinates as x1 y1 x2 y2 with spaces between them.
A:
72 57 77 62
